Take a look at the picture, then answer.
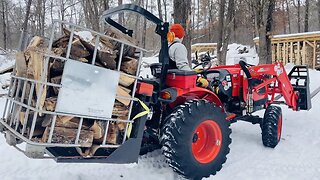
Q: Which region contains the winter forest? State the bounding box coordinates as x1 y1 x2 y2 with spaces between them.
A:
0 0 319 65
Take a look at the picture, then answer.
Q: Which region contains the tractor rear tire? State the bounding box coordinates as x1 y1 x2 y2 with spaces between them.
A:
261 105 282 148
160 100 231 180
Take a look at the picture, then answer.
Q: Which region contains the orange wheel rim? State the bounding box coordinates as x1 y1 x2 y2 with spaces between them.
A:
191 120 222 164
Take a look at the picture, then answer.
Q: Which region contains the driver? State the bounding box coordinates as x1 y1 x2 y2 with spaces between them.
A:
168 24 191 71
168 24 208 88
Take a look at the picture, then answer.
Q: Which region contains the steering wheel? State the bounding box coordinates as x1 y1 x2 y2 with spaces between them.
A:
193 53 213 73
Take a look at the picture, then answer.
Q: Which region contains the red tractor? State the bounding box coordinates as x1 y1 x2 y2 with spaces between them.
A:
0 4 311 180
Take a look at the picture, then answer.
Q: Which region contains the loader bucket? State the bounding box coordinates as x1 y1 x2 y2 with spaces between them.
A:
288 65 312 110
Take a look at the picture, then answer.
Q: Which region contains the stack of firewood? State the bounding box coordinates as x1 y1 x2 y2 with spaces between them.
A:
15 26 140 155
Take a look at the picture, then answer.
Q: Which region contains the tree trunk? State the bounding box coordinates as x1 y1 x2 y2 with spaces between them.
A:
1 0 6 50
162 0 167 21
103 0 109 10
142 0 148 49
221 0 235 65
304 0 309 32
318 0 320 30
157 0 163 20
19 0 33 51
253 0 275 64
217 0 226 65
285 0 291 33
297 0 301 33
173 0 192 65
118 0 124 24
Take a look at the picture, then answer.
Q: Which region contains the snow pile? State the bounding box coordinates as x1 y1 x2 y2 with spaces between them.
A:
0 54 14 95
226 43 258 65
0 52 320 180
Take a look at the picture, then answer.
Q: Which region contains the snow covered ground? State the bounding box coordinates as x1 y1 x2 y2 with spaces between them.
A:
0 49 320 180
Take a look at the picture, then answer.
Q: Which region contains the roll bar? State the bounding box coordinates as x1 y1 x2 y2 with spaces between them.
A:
101 4 170 90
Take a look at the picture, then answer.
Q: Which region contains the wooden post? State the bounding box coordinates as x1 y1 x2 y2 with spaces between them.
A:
272 44 276 63
290 42 293 63
302 40 306 65
313 40 316 69
283 42 286 64
297 41 301 65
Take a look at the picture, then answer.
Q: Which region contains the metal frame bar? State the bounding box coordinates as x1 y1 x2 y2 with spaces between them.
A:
1 19 148 154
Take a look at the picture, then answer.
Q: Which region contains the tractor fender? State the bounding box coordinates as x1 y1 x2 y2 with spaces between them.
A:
164 87 224 111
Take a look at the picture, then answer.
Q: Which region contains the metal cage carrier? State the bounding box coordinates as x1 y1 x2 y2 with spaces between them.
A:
0 18 150 163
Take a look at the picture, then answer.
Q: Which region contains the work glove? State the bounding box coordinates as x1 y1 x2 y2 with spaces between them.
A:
193 68 203 74
197 77 209 88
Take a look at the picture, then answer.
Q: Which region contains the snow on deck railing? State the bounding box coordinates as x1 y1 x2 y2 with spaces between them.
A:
253 31 320 41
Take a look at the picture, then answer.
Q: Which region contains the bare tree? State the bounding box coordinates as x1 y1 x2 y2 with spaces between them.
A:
142 0 148 48
221 0 235 65
157 0 163 20
304 0 309 32
19 0 32 51
1 0 7 49
253 0 276 64
217 0 225 65
285 0 291 33
318 0 320 29
118 0 124 24
293 0 301 33
103 0 109 10
173 0 192 64
162 0 167 21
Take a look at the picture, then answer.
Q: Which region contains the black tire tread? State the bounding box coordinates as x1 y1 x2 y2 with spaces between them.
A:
160 100 232 179
261 105 282 148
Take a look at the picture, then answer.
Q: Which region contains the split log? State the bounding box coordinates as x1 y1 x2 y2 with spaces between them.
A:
52 35 70 49
90 120 107 139
55 117 90 129
19 111 45 127
41 126 94 147
24 36 47 112
119 73 135 87
120 57 138 75
50 76 61 95
44 97 57 111
119 85 131 94
116 86 131 106
104 27 137 57
112 101 129 117
90 120 119 144
49 59 64 77
79 37 117 69
116 117 128 131
70 39 90 59
41 115 93 129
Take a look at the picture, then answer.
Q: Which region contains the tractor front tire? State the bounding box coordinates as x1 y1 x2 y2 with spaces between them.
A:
261 105 282 148
160 100 231 180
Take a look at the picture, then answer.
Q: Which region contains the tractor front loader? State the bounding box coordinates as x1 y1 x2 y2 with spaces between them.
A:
0 4 311 180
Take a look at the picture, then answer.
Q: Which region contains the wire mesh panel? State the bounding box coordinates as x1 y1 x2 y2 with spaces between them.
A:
0 20 148 158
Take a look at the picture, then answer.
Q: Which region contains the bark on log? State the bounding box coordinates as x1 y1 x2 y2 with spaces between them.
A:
112 101 129 117
42 126 94 147
104 27 137 57
50 76 61 95
79 37 117 69
120 57 138 75
44 97 57 111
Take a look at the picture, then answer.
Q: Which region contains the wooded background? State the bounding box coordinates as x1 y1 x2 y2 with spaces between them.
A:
0 0 319 64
